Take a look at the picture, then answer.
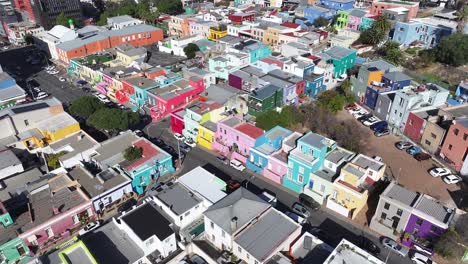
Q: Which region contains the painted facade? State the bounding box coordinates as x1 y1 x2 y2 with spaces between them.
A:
170 109 186 134
440 119 468 172
392 18 456 49
319 0 354 10
318 46 356 78
335 10 349 29
247 84 283 116
303 5 335 24
182 101 223 141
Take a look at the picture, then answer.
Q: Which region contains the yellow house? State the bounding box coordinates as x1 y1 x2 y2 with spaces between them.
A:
327 154 386 219
264 25 291 47
197 121 217 150
208 25 228 41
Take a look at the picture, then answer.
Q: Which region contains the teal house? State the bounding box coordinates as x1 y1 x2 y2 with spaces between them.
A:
124 77 159 110
318 46 357 78
359 17 374 31
283 132 337 193
0 202 30 264
246 126 293 174
233 40 272 63
92 132 174 195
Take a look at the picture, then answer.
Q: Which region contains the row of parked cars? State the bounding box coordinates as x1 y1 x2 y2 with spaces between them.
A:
346 104 389 137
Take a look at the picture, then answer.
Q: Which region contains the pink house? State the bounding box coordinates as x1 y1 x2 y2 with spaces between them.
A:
18 173 95 252
262 132 302 184
212 117 264 164
170 108 186 134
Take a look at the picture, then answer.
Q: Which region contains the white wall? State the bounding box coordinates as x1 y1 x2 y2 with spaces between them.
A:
0 163 24 180
92 181 133 212
203 215 234 251
151 196 207 228
60 148 97 169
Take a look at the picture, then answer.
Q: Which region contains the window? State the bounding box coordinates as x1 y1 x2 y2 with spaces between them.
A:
24 120 29 126
45 227 54 237
381 212 387 220
210 221 214 229
72 215 79 224
397 209 403 216
430 225 438 233
288 161 293 168
246 254 250 260
185 211 190 216
287 171 292 179
454 128 459 135
409 120 413 125
320 184 326 193
211 234 215 241
180 215 183 221
299 167 304 174
16 244 26 256
384 202 390 210
298 174 304 183
464 134 468 141
431 133 437 139
425 140 431 146
238 246 242 253
236 135 239 141
416 218 423 226
448 144 453 150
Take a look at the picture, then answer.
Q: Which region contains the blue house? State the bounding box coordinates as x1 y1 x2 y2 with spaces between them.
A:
381 71 411 91
448 81 468 106
392 18 456 49
125 76 160 110
303 5 335 24
303 64 326 97
246 126 293 174
233 40 272 63
283 132 336 193
319 0 354 10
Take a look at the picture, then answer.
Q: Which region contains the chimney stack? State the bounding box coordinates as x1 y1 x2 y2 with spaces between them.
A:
230 217 238 233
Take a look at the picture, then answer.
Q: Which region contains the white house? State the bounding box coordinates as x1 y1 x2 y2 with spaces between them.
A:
116 201 178 258
158 35 205 57
324 239 384 264
178 166 227 204
34 25 78 60
107 15 143 30
0 149 24 180
7 21 44 46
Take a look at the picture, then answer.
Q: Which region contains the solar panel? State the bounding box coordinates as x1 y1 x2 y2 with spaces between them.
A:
11 102 49 114
304 236 313 250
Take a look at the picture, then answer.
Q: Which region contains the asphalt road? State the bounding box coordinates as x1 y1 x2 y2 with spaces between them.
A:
144 120 413 264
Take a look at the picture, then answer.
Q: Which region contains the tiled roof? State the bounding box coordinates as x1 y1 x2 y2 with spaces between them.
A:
280 21 300 29
124 139 160 171
235 123 264 139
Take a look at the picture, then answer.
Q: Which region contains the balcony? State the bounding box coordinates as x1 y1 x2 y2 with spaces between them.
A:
326 197 351 218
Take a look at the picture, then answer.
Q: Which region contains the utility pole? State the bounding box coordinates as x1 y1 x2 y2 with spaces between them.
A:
396 167 402 184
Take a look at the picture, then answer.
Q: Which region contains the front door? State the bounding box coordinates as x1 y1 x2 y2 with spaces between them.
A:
392 217 400 229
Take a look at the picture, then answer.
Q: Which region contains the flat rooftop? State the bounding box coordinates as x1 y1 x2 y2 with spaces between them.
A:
324 239 384 264
291 232 333 264
154 183 202 215
122 202 173 241
68 166 130 198
48 130 98 163
59 241 97 264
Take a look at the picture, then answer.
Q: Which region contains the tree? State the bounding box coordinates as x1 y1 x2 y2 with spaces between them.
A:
97 11 110 26
124 146 143 162
93 0 105 13
156 0 183 15
47 152 66 170
455 5 468 33
379 41 403 65
69 96 105 118
183 43 200 59
358 28 385 46
435 228 466 260
317 90 346 113
56 12 74 27
23 34 34 45
372 16 390 32
87 108 140 132
434 33 468 67
313 16 329 28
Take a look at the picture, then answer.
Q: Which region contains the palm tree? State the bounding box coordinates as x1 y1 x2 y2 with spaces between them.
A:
455 5 468 33
373 16 390 32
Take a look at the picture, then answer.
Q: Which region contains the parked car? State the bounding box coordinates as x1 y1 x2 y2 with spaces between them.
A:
59 77 66 82
216 155 228 165
374 128 389 137
357 113 373 122
414 153 431 161
179 143 191 153
117 199 137 214
410 252 433 264
298 193 320 211
226 179 241 192
353 110 368 119
184 138 196 148
47 70 59 75
292 202 310 218
309 227 331 242
381 238 409 257
190 255 207 264
406 146 422 155
370 121 388 131
286 211 306 225
443 175 462 185
78 221 101 236
345 103 357 111
363 117 380 127
259 190 277 206
174 133 185 141
429 167 452 178
349 107 362 114
357 236 380 256
151 137 165 147
396 141 413 150
373 156 383 162
230 159 245 171
36 91 49 100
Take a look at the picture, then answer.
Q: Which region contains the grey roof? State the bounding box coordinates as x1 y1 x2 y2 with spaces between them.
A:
383 71 411 82
265 126 292 141
322 46 355 60
235 209 299 262
222 117 242 127
48 130 98 162
178 166 227 204
124 77 159 89
201 121 218 131
306 5 332 12
204 188 270 235
343 164 365 179
314 168 338 182
68 166 130 198
383 182 419 207
155 183 202 215
240 65 266 77
93 131 139 166
284 132 302 148
300 132 329 150
0 149 21 170
108 15 139 24
326 147 355 165
0 84 25 101
61 246 94 264
349 9 368 17
414 195 454 224
251 84 281 100
364 60 396 72
205 84 241 105
261 75 293 89
353 155 384 171
0 168 43 202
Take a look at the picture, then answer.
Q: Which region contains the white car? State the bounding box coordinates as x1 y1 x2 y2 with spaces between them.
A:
59 77 66 82
47 70 59 75
443 175 462 184
78 221 101 236
373 156 383 162
349 107 362 114
429 168 452 178
36 91 48 100
184 138 196 148
381 238 409 257
411 252 433 264
44 66 54 71
174 133 185 141
353 110 368 119
230 159 245 171
363 117 380 126
33 87 41 93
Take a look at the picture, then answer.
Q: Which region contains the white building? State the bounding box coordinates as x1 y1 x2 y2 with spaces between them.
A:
107 15 143 30
177 166 227 204
0 149 24 180
324 239 385 264
158 35 205 57
116 201 178 259
34 25 78 60
7 21 44 46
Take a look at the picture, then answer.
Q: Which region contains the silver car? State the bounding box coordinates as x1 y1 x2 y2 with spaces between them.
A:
381 238 409 257
292 202 310 218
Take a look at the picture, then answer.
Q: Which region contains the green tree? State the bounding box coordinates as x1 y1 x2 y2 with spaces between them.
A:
56 12 74 27
372 16 390 32
313 16 330 28
47 151 66 170
455 5 468 33
69 96 105 118
97 11 110 26
317 90 346 113
183 43 200 59
379 41 403 65
156 0 183 15
23 34 34 45
359 28 385 46
124 146 143 162
434 33 468 67
87 108 140 132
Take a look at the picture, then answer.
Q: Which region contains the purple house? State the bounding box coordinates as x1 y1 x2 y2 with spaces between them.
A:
212 117 264 163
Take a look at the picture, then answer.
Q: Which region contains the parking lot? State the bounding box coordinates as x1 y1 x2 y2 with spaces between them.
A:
337 109 461 210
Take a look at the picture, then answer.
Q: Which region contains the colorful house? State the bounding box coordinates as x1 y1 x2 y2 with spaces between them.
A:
0 200 30 264
230 40 272 63
124 76 159 110
363 71 411 110
326 154 386 219
208 24 228 41
347 9 375 31
303 64 326 98
208 53 249 80
440 118 468 173
197 121 218 150
246 126 292 174
247 84 283 116
229 66 267 92
318 0 354 10
91 131 174 194
182 101 223 141
304 147 355 204
350 59 398 101
370 0 419 21
335 10 349 29
58 240 97 264
284 132 337 193
317 46 357 78
213 117 264 164
228 12 255 25
170 108 186 134
303 5 335 24
261 74 298 106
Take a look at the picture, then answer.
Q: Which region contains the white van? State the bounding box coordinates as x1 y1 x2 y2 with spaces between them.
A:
230 159 245 171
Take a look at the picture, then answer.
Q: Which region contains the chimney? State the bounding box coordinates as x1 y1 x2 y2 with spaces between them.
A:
53 207 60 215
77 133 84 141
230 217 238 233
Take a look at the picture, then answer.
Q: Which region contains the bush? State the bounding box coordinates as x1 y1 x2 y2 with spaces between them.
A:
47 151 66 170
124 146 143 162
255 106 304 131
87 108 140 132
313 16 329 28
183 43 200 59
69 96 105 118
433 33 468 67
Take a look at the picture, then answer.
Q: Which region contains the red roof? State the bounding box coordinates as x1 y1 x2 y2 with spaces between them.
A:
235 123 264 139
307 55 321 61
338 180 364 193
365 177 377 185
281 32 297 37
261 57 283 68
281 22 300 29
125 139 160 171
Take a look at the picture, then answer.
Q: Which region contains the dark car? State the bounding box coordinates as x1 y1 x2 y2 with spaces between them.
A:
357 236 381 256
151 138 165 147
227 179 241 193
370 121 388 131
414 152 431 161
357 113 373 122
179 143 192 153
118 199 137 214
216 155 228 165
299 193 320 211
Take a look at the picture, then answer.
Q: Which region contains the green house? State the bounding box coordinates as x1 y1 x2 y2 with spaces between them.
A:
247 84 283 116
318 46 357 78
335 10 349 30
